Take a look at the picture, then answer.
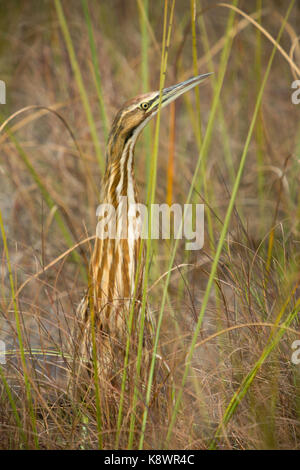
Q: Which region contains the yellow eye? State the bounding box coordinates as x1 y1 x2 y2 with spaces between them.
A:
141 102 149 110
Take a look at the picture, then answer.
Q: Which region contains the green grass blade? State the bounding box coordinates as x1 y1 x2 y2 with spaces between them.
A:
254 0 265 223
89 283 103 449
209 292 300 449
0 208 39 448
137 0 239 448
166 0 295 446
138 0 176 449
54 0 105 172
81 0 109 142
3 126 85 277
190 0 202 144
137 0 152 196
0 365 28 448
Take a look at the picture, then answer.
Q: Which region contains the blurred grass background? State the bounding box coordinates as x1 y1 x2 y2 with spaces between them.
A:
0 0 300 449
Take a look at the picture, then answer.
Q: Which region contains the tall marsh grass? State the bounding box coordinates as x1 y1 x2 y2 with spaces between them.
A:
0 0 300 449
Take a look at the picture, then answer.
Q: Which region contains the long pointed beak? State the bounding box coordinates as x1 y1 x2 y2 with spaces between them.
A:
149 73 212 112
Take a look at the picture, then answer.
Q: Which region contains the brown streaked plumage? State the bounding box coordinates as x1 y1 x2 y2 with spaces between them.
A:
72 73 212 391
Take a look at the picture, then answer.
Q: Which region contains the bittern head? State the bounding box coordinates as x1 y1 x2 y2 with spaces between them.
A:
107 73 212 161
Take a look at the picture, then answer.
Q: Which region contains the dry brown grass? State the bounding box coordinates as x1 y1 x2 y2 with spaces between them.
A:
0 0 300 449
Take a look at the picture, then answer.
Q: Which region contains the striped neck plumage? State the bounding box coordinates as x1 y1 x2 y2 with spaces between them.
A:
104 116 150 206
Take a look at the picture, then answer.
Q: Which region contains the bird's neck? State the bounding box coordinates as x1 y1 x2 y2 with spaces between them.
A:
104 136 138 206
90 135 142 313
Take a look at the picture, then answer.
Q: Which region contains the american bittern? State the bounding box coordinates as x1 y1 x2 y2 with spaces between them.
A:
72 73 211 395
